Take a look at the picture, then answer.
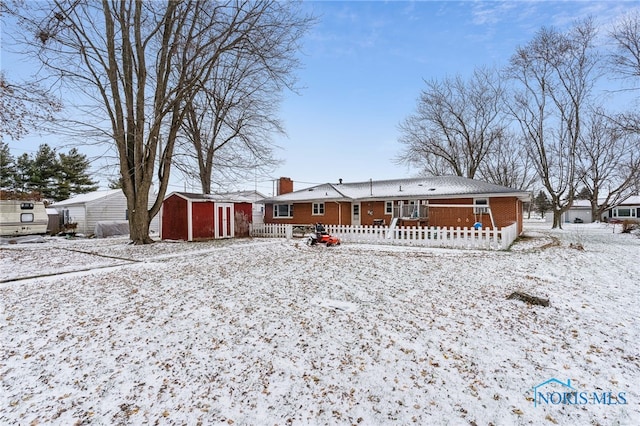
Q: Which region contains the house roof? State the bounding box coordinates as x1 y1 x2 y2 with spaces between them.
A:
168 190 265 203
262 176 531 203
570 195 640 209
50 189 123 207
619 195 640 206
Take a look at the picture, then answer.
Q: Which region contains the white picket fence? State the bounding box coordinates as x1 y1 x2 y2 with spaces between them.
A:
250 223 293 239
251 222 519 250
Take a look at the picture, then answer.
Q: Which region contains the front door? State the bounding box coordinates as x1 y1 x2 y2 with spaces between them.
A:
352 202 361 226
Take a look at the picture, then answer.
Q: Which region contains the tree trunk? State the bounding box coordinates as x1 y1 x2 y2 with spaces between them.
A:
128 191 154 245
552 209 563 229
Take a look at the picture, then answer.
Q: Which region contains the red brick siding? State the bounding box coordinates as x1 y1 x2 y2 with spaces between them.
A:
265 197 523 231
359 201 392 225
265 201 351 225
277 177 294 195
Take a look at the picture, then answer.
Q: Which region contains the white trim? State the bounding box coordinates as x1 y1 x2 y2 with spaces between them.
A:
312 202 325 216
187 200 193 241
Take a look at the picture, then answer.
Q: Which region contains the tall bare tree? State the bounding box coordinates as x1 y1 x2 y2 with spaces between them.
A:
173 6 310 194
0 71 62 141
175 56 280 193
609 10 640 142
578 108 640 221
397 66 509 179
12 0 311 243
478 134 536 191
507 19 600 228
610 10 640 80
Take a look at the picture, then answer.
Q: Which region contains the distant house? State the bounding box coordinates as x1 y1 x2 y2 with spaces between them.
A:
561 195 640 223
50 189 159 236
261 176 530 235
560 199 595 223
604 195 640 222
160 191 264 241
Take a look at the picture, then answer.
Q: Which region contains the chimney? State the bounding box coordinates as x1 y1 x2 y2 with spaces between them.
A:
277 177 293 195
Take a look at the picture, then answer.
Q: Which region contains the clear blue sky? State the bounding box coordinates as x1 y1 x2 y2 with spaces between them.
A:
2 1 637 196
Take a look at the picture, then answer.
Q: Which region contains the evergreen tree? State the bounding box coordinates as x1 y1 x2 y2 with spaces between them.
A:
0 142 15 189
57 148 98 200
8 144 98 201
14 153 32 193
576 186 592 200
29 144 59 199
534 191 552 218
108 177 123 189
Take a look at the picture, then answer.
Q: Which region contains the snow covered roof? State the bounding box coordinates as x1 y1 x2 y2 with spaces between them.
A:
569 200 592 208
262 176 531 203
168 191 265 203
571 195 640 209
620 195 640 206
50 189 123 207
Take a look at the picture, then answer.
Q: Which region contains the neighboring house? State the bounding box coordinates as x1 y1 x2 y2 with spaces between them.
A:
560 199 594 223
561 195 640 223
262 176 530 235
604 195 640 222
160 191 260 241
50 189 159 236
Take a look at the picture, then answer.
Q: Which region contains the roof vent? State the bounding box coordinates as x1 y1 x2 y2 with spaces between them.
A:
429 188 436 191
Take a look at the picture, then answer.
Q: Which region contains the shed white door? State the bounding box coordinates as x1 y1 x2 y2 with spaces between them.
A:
215 203 234 239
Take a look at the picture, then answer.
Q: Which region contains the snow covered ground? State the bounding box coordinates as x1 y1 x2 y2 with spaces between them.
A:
1 221 639 425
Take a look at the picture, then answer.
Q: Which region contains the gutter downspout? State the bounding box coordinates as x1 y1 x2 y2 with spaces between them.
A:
334 201 342 225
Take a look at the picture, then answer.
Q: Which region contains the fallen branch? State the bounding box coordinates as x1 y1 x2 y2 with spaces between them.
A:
506 291 550 307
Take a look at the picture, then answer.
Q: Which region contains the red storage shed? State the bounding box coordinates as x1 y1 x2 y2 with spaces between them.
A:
160 192 252 241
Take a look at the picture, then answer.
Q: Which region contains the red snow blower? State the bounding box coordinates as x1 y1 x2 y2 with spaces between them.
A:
306 223 341 247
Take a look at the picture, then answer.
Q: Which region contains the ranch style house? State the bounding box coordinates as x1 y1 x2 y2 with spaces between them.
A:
261 176 531 235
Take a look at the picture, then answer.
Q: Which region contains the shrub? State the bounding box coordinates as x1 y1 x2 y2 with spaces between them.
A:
621 220 639 234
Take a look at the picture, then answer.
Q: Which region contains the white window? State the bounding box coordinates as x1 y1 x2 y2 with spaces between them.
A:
273 204 293 218
613 208 635 218
385 201 393 215
474 198 489 214
21 213 34 223
312 202 324 215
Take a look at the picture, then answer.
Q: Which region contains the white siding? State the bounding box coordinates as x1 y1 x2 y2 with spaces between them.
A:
63 206 88 233
85 192 129 235
53 190 160 235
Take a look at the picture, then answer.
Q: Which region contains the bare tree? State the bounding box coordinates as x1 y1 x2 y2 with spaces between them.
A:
11 0 311 244
397 66 508 179
173 8 310 194
578 108 640 221
0 71 62 140
609 10 640 136
478 133 536 191
610 10 640 80
506 19 600 229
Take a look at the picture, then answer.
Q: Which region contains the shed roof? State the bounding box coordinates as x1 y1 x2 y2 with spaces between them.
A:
50 189 123 207
262 176 531 203
167 190 265 203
